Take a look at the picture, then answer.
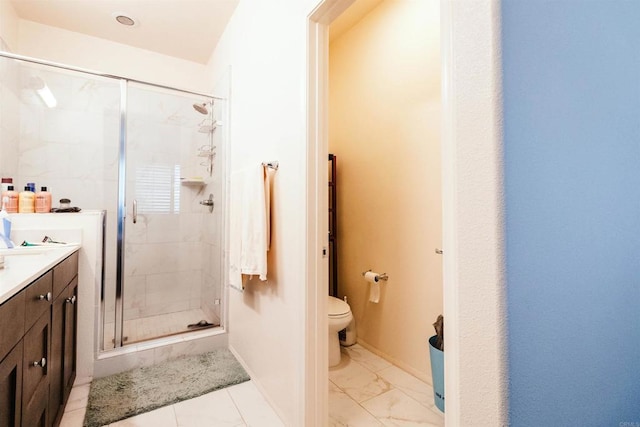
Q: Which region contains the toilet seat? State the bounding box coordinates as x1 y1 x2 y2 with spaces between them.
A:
328 296 350 317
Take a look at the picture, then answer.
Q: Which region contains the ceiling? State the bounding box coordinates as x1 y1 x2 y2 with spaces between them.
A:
329 0 384 42
9 0 239 64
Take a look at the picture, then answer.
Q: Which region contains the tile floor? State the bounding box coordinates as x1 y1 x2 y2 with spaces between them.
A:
60 343 443 426
104 308 220 348
59 380 284 427
330 344 444 426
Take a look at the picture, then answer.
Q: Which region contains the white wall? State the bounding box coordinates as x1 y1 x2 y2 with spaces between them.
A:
17 20 210 93
442 0 507 424
207 0 316 424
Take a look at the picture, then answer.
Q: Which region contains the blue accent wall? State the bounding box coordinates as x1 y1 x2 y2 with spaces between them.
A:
502 1 640 425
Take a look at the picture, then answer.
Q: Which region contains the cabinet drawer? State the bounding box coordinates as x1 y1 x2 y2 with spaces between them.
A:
53 252 78 298
24 271 53 333
0 290 25 362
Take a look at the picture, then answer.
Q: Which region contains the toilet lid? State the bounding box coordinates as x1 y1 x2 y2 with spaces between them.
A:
328 296 350 316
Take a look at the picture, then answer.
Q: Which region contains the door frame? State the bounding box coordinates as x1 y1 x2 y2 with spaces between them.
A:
305 0 507 425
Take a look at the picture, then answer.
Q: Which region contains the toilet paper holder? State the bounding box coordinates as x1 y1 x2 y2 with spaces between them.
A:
362 270 389 281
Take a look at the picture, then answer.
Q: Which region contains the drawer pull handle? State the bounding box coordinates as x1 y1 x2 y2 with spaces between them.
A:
32 357 46 368
65 295 77 305
38 292 52 302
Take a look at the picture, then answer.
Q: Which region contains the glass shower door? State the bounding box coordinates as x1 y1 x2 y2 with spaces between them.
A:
114 82 222 346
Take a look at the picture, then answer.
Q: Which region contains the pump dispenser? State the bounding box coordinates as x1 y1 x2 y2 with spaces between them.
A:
1 185 18 213
35 186 52 213
18 186 35 213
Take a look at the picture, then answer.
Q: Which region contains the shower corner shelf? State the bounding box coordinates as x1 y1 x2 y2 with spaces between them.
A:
180 178 208 187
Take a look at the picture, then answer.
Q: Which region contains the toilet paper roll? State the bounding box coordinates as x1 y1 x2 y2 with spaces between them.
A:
364 271 380 303
363 271 380 283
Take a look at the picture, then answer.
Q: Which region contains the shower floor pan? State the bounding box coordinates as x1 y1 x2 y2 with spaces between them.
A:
103 308 220 349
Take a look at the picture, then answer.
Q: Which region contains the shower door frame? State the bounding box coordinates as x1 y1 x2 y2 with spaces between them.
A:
113 83 225 349
112 82 223 349
0 50 227 352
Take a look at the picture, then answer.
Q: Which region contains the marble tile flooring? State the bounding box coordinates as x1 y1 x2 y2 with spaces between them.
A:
104 308 220 348
59 379 284 427
330 344 444 426
60 343 442 426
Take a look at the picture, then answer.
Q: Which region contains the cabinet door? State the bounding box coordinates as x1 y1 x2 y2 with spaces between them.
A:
22 310 50 427
63 277 78 400
0 290 25 363
21 375 49 427
48 290 65 427
0 342 23 427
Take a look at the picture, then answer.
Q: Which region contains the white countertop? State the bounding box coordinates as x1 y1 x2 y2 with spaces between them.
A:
0 245 80 305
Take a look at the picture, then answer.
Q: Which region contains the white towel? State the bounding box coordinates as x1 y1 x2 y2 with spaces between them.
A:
229 164 272 290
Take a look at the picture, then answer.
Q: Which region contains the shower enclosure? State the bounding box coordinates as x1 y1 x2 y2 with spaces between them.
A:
0 52 226 353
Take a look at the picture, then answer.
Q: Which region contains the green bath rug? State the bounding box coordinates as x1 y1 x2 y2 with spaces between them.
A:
84 348 250 427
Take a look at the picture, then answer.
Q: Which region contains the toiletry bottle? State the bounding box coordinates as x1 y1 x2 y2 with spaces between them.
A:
1 178 12 194
35 186 52 213
27 182 36 193
0 196 13 247
18 186 35 213
1 185 18 213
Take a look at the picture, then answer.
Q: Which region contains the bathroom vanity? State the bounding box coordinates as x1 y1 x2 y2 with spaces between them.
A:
0 246 79 427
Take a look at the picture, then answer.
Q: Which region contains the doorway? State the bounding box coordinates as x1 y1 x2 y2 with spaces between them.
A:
306 0 507 425
325 0 443 424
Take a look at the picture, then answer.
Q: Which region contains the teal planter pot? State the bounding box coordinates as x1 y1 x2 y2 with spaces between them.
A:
428 335 445 412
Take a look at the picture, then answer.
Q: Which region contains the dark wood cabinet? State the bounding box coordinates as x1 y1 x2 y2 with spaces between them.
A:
48 289 65 426
0 250 78 427
0 342 23 427
22 310 50 427
49 274 78 426
62 277 78 400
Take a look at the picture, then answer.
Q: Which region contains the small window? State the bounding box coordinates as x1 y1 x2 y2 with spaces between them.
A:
135 164 181 214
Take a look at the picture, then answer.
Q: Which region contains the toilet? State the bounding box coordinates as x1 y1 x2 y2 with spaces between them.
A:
328 296 353 367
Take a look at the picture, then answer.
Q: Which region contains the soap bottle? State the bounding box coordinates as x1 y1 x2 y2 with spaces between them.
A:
18 186 35 213
35 186 52 213
1 185 18 213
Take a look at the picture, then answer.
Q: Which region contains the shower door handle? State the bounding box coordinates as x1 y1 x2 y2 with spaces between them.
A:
132 199 137 224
